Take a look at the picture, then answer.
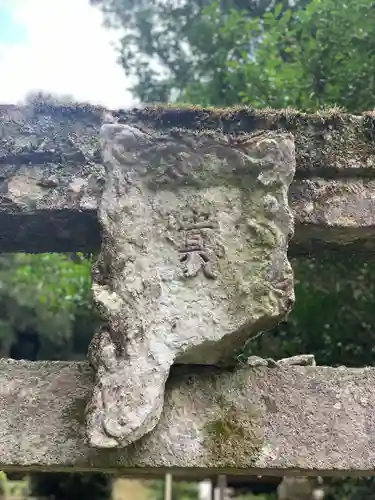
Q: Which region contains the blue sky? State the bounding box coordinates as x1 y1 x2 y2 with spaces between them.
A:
0 0 135 107
0 1 27 44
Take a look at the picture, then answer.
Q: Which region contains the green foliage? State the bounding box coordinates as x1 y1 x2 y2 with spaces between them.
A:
92 0 375 112
6 253 92 318
325 477 375 500
184 0 375 111
29 472 113 500
240 249 375 368
90 0 283 103
289 253 375 366
0 253 94 358
0 471 8 496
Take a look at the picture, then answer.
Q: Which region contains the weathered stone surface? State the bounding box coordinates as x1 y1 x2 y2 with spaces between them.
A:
0 103 103 252
86 123 295 448
1 103 375 252
1 359 375 475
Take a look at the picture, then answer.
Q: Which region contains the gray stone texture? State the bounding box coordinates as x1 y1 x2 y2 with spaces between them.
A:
86 123 295 448
0 359 375 475
0 103 375 252
1 101 374 466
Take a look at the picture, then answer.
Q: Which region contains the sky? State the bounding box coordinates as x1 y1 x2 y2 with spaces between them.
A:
0 0 136 108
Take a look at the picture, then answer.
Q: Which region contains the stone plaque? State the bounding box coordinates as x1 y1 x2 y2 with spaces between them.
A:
86 122 296 448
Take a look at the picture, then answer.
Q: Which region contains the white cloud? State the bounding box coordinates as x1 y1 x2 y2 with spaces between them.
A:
0 0 136 108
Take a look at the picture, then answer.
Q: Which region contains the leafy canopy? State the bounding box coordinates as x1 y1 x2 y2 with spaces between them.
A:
91 0 375 112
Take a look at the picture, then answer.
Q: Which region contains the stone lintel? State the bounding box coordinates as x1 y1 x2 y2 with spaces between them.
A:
1 358 374 475
1 103 375 252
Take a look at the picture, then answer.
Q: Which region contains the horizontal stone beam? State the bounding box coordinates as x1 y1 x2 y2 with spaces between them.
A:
1 358 375 476
1 103 375 252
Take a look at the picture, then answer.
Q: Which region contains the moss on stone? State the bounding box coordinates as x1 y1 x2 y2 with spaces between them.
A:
3 101 375 178
204 395 264 468
117 103 359 134
114 104 375 176
62 397 87 439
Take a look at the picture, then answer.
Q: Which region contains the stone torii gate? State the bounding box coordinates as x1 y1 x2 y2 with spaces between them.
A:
0 101 374 481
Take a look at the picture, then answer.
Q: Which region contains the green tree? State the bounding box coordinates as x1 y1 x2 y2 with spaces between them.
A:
90 0 300 103
92 0 375 112
183 0 375 111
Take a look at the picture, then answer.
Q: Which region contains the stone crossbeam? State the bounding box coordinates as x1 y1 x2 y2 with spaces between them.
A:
1 358 374 475
1 103 375 252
